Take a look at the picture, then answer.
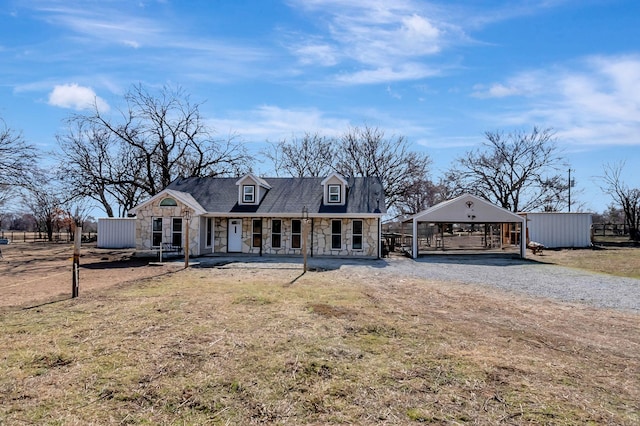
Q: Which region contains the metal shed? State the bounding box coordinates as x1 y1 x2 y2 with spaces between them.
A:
524 212 592 248
97 218 136 248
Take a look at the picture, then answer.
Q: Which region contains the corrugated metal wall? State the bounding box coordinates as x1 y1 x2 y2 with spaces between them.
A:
526 213 592 248
97 218 136 248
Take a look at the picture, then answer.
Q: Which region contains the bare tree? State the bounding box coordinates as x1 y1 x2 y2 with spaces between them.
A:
56 121 145 217
60 83 252 215
263 125 432 211
600 162 639 241
23 174 62 242
448 127 568 212
333 125 432 210
0 118 38 209
263 132 336 177
395 177 452 216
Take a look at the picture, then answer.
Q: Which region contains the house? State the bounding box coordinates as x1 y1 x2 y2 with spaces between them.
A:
129 172 386 258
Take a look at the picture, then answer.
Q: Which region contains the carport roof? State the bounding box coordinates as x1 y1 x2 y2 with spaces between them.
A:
407 193 525 224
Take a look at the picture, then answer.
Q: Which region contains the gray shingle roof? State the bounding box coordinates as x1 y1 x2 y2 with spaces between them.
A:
166 176 386 215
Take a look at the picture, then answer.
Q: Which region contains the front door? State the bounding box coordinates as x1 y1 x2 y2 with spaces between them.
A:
228 219 243 252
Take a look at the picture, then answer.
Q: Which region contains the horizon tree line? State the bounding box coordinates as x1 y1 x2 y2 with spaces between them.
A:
0 83 637 241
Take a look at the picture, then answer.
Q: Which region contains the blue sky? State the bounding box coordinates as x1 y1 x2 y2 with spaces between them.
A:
1 0 639 215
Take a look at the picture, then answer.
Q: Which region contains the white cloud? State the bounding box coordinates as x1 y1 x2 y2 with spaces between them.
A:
472 71 546 98
473 55 640 146
285 0 462 84
336 63 439 85
293 43 339 66
123 40 140 49
48 83 109 112
207 105 350 142
34 4 161 48
473 83 520 98
386 86 401 100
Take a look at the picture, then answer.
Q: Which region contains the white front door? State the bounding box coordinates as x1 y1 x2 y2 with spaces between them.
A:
228 219 242 252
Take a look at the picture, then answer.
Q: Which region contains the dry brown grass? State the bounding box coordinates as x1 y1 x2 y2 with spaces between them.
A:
529 247 640 279
1 262 638 425
0 242 183 309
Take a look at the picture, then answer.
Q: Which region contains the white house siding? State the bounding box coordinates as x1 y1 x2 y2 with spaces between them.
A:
97 218 136 248
526 213 592 248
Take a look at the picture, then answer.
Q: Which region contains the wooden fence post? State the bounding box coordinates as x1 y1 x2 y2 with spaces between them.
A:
72 227 81 298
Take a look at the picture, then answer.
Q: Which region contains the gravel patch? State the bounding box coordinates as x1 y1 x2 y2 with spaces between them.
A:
380 255 640 312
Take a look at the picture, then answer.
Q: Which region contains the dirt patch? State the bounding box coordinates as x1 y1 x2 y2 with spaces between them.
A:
0 242 183 309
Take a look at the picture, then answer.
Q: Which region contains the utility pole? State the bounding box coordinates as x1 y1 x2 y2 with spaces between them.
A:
568 168 573 212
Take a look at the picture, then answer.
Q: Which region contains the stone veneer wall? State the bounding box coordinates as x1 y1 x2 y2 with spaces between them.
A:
209 217 379 257
135 201 200 256
310 218 379 257
136 212 379 258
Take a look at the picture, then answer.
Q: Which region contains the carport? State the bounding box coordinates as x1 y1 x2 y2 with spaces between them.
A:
403 194 526 258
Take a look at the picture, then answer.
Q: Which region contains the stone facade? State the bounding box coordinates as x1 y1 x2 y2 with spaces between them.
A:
136 208 380 258
135 198 199 256
208 217 379 257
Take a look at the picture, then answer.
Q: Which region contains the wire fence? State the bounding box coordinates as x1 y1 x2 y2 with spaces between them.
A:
0 231 97 243
591 223 630 237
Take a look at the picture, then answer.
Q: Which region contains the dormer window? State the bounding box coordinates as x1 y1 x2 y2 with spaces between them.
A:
328 184 341 203
236 173 271 205
322 173 348 206
243 185 255 203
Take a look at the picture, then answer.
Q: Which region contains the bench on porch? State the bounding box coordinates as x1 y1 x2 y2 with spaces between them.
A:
157 243 183 261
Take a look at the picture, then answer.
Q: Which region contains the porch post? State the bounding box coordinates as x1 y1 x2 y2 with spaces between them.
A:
183 208 191 268
302 207 309 272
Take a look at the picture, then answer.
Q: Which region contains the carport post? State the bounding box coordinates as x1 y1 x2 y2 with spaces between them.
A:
412 218 418 259
520 221 526 258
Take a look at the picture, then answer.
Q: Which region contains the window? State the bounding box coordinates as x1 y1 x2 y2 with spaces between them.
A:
291 219 301 249
331 220 342 250
272 219 282 248
206 217 213 247
152 217 163 247
328 184 341 203
172 218 182 247
352 220 363 250
243 185 255 203
252 219 262 248
159 197 177 206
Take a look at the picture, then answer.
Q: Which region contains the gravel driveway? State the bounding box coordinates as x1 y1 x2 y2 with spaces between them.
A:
200 253 640 313
379 255 640 312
